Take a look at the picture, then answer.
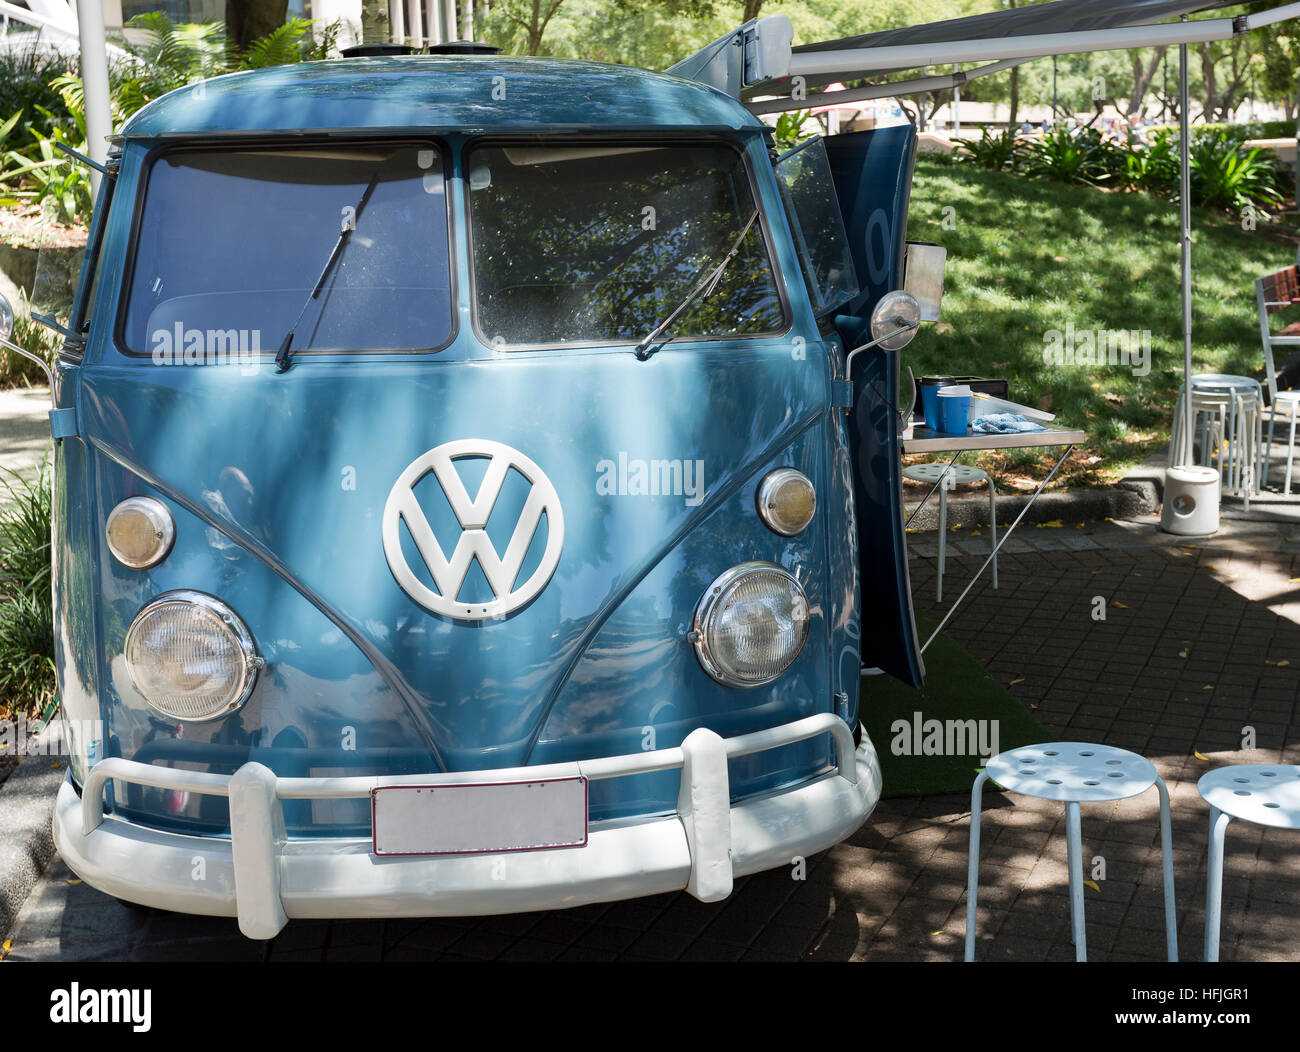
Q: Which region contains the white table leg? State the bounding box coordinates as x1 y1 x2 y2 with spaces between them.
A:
1065 800 1087 961
937 478 947 604
987 477 998 590
964 769 989 962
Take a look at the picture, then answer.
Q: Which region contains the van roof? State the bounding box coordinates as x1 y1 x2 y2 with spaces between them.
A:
119 55 768 139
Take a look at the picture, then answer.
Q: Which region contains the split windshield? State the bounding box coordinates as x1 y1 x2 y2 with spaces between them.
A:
467 141 786 346
121 143 453 357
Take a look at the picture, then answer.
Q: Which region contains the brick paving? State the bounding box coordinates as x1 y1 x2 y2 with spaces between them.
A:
6 514 1300 963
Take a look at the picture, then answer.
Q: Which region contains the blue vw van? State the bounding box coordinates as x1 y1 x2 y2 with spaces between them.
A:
14 43 935 938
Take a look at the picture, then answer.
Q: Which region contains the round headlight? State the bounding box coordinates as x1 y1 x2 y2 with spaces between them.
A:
692 562 810 687
124 591 262 721
756 468 816 537
106 497 175 569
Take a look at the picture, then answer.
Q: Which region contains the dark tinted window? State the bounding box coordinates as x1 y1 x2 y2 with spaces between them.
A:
468 141 785 346
123 144 452 356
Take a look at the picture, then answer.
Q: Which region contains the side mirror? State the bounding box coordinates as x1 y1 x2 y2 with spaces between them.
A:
904 242 946 322
0 290 56 401
869 290 921 351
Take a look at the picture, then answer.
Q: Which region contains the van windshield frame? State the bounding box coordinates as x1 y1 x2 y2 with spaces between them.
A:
464 136 790 351
115 138 456 361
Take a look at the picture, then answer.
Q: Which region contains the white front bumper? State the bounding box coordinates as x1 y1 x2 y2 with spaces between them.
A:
54 714 881 939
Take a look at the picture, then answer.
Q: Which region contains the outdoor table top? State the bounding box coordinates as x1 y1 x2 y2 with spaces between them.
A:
902 422 1085 454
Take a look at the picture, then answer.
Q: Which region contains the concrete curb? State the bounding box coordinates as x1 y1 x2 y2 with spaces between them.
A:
0 751 66 941
904 483 1157 532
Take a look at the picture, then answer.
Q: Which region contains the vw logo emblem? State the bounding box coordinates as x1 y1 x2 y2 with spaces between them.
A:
382 439 564 621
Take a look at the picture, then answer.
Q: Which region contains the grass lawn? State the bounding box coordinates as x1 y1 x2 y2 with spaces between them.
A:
904 155 1300 490
860 612 1049 798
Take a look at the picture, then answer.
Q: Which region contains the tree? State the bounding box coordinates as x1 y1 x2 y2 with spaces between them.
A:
494 0 569 54
361 0 390 44
226 0 289 53
1127 46 1166 117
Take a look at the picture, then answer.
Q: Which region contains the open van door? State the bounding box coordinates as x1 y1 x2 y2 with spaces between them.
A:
825 125 924 687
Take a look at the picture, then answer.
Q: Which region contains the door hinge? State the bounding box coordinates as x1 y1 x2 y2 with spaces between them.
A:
49 407 78 439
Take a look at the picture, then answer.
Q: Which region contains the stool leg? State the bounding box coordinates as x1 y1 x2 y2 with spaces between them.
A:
1065 800 1087 961
937 480 947 604
1155 777 1178 962
964 770 990 962
1204 807 1232 962
987 478 998 590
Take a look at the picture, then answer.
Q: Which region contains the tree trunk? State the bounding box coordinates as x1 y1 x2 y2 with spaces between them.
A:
227 0 289 52
743 0 763 21
360 0 390 44
1199 43 1218 122
1127 46 1166 117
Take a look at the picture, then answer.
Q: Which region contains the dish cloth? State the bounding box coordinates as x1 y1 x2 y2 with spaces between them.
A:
971 413 1046 434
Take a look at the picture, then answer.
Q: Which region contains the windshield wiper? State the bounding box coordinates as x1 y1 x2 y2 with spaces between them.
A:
274 172 382 373
633 209 760 361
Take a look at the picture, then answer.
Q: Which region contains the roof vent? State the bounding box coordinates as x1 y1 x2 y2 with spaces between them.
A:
340 42 417 57
425 40 501 55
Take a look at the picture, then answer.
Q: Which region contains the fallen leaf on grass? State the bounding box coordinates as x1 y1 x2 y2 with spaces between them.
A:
1010 677 1025 685
1084 880 1101 893
1112 601 1128 609
1266 659 1291 667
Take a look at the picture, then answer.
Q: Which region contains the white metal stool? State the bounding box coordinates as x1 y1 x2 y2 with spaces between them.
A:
965 742 1178 962
1170 376 1264 508
901 462 997 603
1197 764 1300 962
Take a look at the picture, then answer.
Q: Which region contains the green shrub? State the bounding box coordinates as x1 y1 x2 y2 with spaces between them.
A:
1189 135 1285 210
0 45 78 149
954 127 1023 172
1148 120 1297 142
0 462 55 722
1021 126 1113 186
1121 128 1181 194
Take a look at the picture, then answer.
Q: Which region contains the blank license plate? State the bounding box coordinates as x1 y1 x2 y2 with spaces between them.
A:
371 778 588 856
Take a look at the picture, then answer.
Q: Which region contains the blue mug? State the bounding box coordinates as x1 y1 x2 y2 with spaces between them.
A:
936 387 971 434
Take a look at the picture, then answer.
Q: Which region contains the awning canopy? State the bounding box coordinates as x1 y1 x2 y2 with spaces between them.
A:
788 0 1233 90
667 3 1300 114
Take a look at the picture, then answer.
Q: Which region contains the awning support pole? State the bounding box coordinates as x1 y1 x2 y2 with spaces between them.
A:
75 0 111 198
1179 17 1194 466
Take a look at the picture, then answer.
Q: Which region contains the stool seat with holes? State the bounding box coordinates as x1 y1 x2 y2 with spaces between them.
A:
901 462 997 603
965 742 1177 962
1197 764 1300 961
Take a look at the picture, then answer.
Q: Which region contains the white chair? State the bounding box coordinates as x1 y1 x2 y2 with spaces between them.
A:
902 462 996 603
1254 266 1300 494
